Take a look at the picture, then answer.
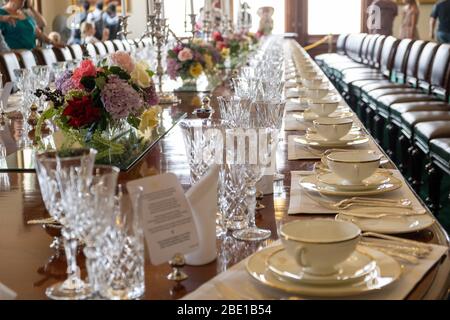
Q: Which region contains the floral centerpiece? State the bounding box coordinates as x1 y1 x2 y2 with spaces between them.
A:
36 51 162 166
211 31 259 68
167 39 223 88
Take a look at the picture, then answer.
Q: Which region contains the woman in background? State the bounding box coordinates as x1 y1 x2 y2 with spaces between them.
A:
400 0 420 39
0 0 60 50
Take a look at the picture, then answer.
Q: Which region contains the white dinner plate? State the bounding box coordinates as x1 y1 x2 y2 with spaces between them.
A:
299 174 403 197
336 213 435 234
295 133 370 148
308 125 361 135
317 172 392 191
267 248 377 286
293 108 353 122
246 245 401 298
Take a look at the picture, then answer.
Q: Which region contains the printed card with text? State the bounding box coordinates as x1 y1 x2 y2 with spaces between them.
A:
127 173 199 265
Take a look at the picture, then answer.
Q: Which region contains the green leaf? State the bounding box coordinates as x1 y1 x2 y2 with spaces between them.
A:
127 115 141 129
146 70 154 77
109 66 131 80
80 76 96 91
95 76 106 90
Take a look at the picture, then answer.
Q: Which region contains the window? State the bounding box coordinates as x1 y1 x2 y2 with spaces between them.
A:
165 1 286 37
232 0 285 34
308 0 362 35
165 0 206 38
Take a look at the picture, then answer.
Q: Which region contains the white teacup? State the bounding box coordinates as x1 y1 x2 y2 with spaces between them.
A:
327 151 382 185
313 118 353 141
280 219 361 276
300 69 318 77
308 96 340 117
300 88 330 100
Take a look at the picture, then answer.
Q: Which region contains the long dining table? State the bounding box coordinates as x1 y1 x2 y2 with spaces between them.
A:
0 39 449 300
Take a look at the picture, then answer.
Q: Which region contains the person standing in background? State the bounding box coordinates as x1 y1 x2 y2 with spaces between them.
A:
23 0 46 30
87 1 104 41
430 0 450 43
0 0 61 50
400 0 420 39
368 0 398 36
103 2 119 40
68 1 90 45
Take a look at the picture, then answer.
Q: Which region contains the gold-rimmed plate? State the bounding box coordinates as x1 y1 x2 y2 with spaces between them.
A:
266 247 377 286
299 174 402 197
246 245 402 298
295 133 370 148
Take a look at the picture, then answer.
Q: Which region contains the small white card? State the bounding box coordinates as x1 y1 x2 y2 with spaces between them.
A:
127 173 199 266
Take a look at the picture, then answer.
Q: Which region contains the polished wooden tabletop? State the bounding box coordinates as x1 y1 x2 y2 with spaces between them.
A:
0 47 449 300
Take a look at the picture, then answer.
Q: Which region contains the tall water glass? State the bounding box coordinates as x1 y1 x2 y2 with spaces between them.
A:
96 188 145 300
230 127 279 241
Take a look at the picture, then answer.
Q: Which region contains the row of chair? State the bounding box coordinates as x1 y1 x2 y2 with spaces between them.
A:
0 38 151 85
316 33 450 231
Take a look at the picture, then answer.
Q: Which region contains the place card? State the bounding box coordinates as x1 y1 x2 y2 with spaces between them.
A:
0 282 16 300
127 173 199 265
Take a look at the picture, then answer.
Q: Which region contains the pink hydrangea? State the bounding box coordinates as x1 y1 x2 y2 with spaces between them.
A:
178 48 193 62
110 51 135 73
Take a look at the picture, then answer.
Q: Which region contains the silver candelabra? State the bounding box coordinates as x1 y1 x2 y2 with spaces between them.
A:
117 15 131 40
140 2 179 104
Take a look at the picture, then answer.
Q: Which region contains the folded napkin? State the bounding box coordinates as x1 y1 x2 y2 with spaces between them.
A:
1 82 13 108
185 165 220 266
182 240 448 300
256 174 274 195
4 94 21 112
284 114 311 132
285 99 309 112
0 282 16 300
285 88 301 99
287 135 378 160
288 170 425 215
285 81 298 89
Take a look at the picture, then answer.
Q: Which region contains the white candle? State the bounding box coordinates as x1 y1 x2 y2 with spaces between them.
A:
190 0 194 15
121 0 127 17
161 0 165 19
149 0 154 14
224 0 230 18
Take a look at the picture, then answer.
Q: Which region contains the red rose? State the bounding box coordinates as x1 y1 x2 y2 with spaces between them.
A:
72 60 97 88
213 31 224 42
62 96 101 128
216 41 227 51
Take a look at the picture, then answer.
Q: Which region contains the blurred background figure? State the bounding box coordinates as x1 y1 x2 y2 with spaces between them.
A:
257 6 274 37
103 2 119 40
48 31 62 45
368 0 398 36
81 21 98 44
430 0 450 43
0 0 61 50
23 0 46 29
400 0 419 39
87 0 105 41
68 0 90 45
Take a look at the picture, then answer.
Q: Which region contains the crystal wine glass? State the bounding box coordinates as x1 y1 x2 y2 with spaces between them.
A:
35 148 97 300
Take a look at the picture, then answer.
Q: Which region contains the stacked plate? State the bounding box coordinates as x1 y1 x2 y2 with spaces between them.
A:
316 171 402 195
293 106 353 122
295 132 369 148
246 245 401 298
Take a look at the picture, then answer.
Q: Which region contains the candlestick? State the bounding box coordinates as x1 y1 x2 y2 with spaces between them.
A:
224 0 230 18
149 0 154 14
121 0 127 17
